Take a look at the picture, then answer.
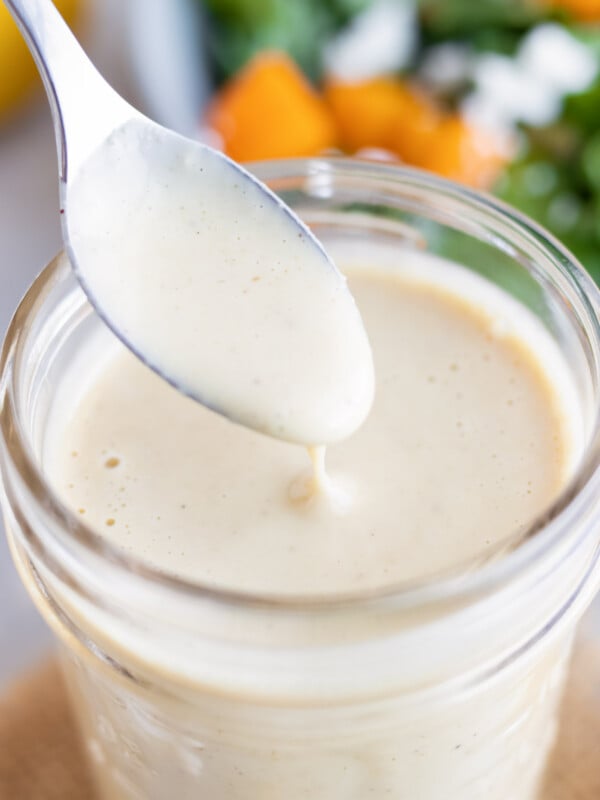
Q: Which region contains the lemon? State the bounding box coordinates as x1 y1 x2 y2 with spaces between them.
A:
0 0 82 118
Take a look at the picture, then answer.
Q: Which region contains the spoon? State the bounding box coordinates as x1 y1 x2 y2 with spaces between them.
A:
5 0 374 445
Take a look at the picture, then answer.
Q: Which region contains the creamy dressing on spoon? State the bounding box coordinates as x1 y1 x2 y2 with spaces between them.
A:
66 121 374 446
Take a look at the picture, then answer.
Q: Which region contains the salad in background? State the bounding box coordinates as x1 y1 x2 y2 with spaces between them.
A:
200 0 600 279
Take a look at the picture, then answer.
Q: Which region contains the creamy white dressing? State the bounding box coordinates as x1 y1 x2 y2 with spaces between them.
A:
65 120 374 446
45 256 580 596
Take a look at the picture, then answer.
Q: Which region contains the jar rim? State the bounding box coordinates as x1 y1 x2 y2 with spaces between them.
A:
3 157 600 615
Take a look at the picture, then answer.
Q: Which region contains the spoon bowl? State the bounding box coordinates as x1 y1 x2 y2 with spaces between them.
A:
4 0 374 445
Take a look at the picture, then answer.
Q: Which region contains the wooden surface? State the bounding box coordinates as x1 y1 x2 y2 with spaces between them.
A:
0 661 95 800
541 635 600 799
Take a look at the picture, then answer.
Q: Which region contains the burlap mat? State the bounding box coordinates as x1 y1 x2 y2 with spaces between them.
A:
1 639 600 800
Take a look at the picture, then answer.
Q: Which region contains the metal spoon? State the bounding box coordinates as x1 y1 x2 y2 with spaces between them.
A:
4 0 374 445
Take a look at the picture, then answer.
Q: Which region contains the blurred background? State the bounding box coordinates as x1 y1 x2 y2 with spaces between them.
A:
3 0 600 688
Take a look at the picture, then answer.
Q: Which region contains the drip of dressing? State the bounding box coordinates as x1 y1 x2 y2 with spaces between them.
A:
308 446 328 492
289 446 330 502
65 122 374 446
290 446 353 513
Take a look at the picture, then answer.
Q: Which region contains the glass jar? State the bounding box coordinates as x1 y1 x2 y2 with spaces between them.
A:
2 159 600 800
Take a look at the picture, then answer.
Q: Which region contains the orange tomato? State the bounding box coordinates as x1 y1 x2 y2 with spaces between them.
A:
387 85 443 166
325 77 441 157
325 78 416 152
410 115 506 189
205 52 338 161
325 76 503 188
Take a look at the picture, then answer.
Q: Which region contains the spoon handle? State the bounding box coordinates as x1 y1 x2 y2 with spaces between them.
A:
3 0 134 181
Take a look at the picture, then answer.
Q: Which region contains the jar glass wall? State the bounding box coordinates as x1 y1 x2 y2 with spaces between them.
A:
2 159 600 800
